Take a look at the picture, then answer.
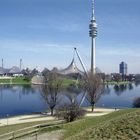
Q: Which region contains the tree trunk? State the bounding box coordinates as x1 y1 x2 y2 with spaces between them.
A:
91 103 95 112
51 108 54 116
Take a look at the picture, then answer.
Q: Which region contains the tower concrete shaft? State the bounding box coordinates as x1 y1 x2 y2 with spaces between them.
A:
91 37 96 74
89 0 97 74
20 59 22 70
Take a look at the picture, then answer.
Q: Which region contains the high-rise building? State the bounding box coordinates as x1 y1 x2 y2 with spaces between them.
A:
89 0 97 74
119 62 127 75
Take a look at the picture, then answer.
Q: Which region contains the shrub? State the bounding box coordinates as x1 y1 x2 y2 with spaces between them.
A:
133 97 140 108
56 103 85 122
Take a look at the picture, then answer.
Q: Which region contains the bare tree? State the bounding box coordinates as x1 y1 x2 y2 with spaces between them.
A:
113 73 122 83
41 72 63 116
84 72 104 112
100 73 106 83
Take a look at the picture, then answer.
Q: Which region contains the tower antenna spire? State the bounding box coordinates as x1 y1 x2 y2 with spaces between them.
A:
92 0 95 20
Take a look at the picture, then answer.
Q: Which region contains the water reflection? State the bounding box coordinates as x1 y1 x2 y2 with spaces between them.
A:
64 85 82 104
128 83 133 90
0 85 37 101
0 83 139 117
102 85 111 95
134 81 140 87
113 83 133 96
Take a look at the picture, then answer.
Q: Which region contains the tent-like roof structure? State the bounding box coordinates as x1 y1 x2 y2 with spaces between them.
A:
58 59 83 75
9 66 21 74
0 67 10 75
0 66 21 75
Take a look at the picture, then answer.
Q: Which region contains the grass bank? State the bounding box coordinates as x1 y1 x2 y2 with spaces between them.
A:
0 109 139 140
63 109 140 140
62 78 76 87
0 76 131 86
106 81 130 85
0 77 75 86
0 77 30 85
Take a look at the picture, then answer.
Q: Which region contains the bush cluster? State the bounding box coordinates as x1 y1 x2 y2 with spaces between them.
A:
133 97 140 108
56 103 85 122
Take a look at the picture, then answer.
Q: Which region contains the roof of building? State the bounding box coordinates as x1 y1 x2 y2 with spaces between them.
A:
0 66 21 74
58 59 83 75
9 66 21 74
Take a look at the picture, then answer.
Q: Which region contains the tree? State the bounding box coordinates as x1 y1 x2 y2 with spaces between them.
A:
31 68 39 76
134 74 140 86
41 71 63 116
113 73 122 83
105 74 112 84
100 73 106 83
42 67 50 77
83 72 104 112
22 68 33 82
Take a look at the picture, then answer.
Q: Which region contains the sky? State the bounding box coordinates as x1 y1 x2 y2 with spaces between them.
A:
0 0 140 74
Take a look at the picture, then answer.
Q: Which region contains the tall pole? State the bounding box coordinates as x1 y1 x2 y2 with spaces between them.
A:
2 59 3 69
20 59 22 70
89 0 97 74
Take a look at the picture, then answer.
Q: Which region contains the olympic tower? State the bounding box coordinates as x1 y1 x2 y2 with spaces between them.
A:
89 0 97 74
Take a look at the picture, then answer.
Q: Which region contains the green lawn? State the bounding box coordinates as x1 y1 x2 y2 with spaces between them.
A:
63 109 140 140
0 77 75 86
0 77 30 85
61 78 76 87
106 81 130 85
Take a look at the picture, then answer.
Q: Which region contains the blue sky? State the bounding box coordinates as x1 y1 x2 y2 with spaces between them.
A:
0 0 140 74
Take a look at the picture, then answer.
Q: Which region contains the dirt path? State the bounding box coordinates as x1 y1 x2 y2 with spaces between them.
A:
0 114 55 126
85 108 116 116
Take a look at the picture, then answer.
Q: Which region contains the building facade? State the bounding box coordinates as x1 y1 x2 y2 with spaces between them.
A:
119 62 127 75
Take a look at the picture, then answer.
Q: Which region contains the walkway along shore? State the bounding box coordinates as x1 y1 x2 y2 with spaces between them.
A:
0 108 116 126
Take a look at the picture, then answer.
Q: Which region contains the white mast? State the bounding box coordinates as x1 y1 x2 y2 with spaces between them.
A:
89 0 97 74
2 59 3 69
20 59 22 70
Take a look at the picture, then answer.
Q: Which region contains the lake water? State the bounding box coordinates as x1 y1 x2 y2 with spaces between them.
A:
0 84 140 118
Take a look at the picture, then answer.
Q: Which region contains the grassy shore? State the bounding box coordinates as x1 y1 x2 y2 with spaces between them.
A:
0 77 75 86
63 109 140 140
0 77 30 85
0 76 131 86
0 109 139 140
106 81 130 85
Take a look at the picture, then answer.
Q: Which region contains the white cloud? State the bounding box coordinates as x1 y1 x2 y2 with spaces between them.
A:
0 39 76 54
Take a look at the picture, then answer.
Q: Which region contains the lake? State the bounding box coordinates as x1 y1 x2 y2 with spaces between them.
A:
0 84 140 118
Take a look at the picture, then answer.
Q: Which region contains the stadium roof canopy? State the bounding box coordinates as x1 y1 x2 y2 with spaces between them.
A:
58 59 83 75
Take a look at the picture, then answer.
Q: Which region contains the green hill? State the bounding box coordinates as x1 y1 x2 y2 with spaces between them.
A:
63 109 140 140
